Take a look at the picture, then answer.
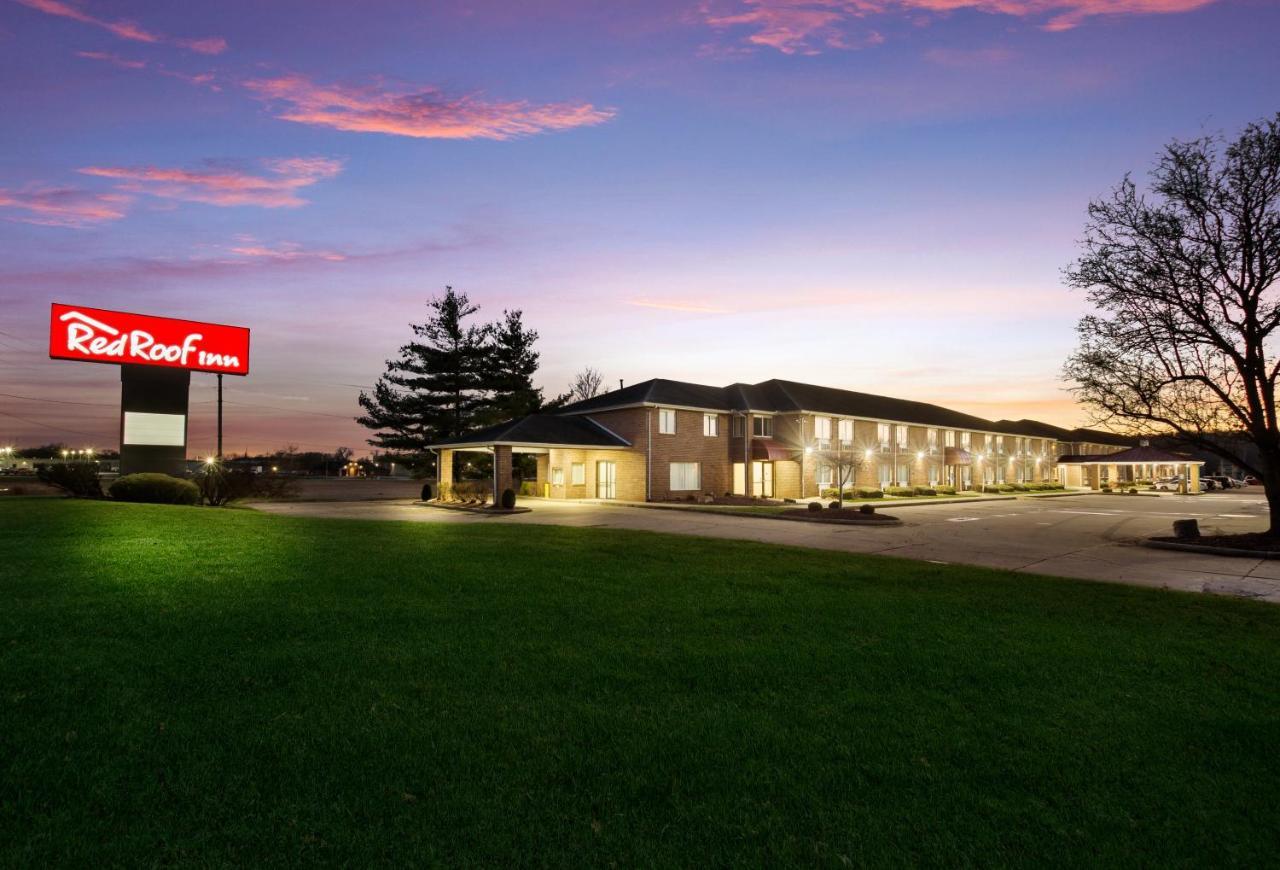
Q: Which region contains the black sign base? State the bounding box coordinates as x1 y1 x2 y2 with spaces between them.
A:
119 364 190 476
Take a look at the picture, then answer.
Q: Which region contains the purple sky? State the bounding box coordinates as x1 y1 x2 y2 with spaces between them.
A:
2 0 1277 456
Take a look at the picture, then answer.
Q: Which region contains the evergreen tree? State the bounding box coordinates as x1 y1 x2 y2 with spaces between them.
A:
357 287 488 451
482 309 544 425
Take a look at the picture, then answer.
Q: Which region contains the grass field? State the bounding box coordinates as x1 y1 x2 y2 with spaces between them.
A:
3 499 1278 865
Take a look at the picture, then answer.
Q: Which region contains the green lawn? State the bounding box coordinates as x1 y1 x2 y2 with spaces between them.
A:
2 499 1278 866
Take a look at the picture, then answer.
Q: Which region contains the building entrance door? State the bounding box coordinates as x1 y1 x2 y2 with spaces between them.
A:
752 461 773 498
596 461 616 499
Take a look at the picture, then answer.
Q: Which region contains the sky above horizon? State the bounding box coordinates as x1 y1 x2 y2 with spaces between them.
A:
2 0 1278 456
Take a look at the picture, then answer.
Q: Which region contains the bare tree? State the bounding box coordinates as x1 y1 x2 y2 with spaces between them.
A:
811 448 865 506
1063 112 1280 533
568 366 604 402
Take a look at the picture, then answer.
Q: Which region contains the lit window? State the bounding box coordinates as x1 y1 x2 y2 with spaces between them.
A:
670 462 700 491
658 408 676 434
996 435 1005 452
753 416 772 437
944 430 956 448
878 462 892 488
703 414 718 437
877 423 891 448
817 464 834 486
551 467 564 486
838 419 853 444
961 432 971 449
814 416 832 444
927 428 938 448
571 463 585 485
895 425 908 448
897 464 911 485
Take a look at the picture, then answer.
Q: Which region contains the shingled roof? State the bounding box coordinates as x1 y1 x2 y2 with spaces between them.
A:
429 414 630 449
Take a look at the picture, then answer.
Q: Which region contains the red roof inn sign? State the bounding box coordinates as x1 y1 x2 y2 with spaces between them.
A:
49 303 250 376
48 303 250 475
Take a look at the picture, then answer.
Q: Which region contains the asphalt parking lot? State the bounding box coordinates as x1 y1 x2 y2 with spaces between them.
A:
252 491 1280 602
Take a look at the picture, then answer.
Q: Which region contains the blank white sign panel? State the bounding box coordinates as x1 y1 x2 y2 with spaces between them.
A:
122 412 186 446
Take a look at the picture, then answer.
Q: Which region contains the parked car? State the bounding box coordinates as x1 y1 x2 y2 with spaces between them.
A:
1228 478 1247 488
1205 475 1232 490
1201 477 1219 490
1244 475 1260 486
1155 476 1207 492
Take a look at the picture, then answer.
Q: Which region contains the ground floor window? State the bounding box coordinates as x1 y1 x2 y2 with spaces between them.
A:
928 464 941 486
896 464 910 486
817 464 834 487
670 462 701 491
878 462 892 488
596 461 616 498
551 466 564 486
571 462 585 485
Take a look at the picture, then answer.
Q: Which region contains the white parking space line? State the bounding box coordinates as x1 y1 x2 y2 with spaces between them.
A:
1056 510 1123 516
947 517 980 523
1218 514 1256 518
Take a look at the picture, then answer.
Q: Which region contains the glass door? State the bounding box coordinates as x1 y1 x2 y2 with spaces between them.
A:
752 461 773 498
595 461 616 499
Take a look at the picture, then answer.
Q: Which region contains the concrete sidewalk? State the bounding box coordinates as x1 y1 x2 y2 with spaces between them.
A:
250 493 1280 602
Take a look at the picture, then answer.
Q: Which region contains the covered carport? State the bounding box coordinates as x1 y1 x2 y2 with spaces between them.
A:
1055 445 1205 493
428 414 633 503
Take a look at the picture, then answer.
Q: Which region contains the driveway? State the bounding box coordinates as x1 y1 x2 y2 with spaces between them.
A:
250 492 1280 602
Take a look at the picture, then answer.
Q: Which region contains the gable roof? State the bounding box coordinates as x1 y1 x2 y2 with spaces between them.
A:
1057 445 1200 464
556 378 731 414
428 414 630 449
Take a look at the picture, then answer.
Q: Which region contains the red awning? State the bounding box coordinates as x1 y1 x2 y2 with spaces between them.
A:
751 439 796 461
944 447 972 466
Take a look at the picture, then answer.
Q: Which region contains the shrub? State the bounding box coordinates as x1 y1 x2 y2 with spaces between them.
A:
1008 482 1029 492
981 485 1002 494
448 480 489 503
885 486 914 497
109 473 199 505
856 487 884 499
519 481 537 497
36 462 103 498
420 482 434 501
858 503 876 514
1128 487 1138 494
935 485 957 495
821 488 839 499
807 501 822 512
500 488 517 509
913 486 937 496
828 500 841 510
199 467 298 506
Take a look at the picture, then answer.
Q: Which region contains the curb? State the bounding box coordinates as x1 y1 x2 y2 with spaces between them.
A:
1142 539 1280 559
416 501 531 516
772 513 904 527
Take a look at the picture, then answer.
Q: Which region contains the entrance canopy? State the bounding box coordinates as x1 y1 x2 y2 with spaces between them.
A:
750 439 795 461
1055 445 1203 467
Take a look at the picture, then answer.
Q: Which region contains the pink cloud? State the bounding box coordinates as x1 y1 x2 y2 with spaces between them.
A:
78 157 343 208
625 297 732 314
243 74 616 141
75 49 144 69
0 184 130 227
701 0 1218 53
75 49 220 88
226 235 347 262
14 0 226 53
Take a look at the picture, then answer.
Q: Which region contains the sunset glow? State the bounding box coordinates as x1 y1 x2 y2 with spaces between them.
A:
1 0 1274 455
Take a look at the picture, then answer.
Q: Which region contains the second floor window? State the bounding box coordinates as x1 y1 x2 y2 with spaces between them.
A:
961 432 971 449
703 414 718 437
945 430 956 448
814 416 832 443
895 425 908 448
838 419 853 444
995 435 1005 452
732 416 745 437
927 428 938 449
753 416 772 437
877 422 891 448
658 408 676 434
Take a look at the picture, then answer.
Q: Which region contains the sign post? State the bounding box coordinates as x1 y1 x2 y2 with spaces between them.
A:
48 303 250 475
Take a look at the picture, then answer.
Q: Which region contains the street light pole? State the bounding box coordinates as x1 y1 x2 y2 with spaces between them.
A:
216 373 223 461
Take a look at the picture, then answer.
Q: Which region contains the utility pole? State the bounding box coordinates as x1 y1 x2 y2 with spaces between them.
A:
216 373 223 460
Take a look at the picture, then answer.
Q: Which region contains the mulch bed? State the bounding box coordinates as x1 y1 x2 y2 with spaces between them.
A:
661 496 786 507
780 507 901 525
421 500 531 515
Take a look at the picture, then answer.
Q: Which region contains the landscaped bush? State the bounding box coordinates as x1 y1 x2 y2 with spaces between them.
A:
885 486 915 497
36 463 103 498
109 473 199 505
828 500 841 510
821 488 839 499
856 487 883 499
447 480 489 503
913 486 937 496
1008 482 1029 492
981 485 1002 494
500 488 517 509
1136 478 1153 486
420 482 434 501
807 501 822 512
935 485 957 495
198 467 299 506
519 481 537 497
858 503 876 514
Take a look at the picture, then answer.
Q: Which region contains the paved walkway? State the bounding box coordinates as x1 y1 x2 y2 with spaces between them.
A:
250 493 1280 602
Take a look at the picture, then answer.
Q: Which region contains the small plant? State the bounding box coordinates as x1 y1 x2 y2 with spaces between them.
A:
36 462 103 498
828 500 841 510
820 488 839 499
935 485 957 495
420 482 435 501
807 501 822 512
519 481 537 497
856 487 884 499
858 503 875 515
1128 487 1138 494
109 473 199 505
500 488 517 509
913 486 937 496
885 486 914 497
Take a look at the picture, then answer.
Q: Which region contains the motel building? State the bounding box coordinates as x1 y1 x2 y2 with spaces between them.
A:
429 378 1198 502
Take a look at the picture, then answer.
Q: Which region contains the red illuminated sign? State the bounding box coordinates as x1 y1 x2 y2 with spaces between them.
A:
48 303 250 376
